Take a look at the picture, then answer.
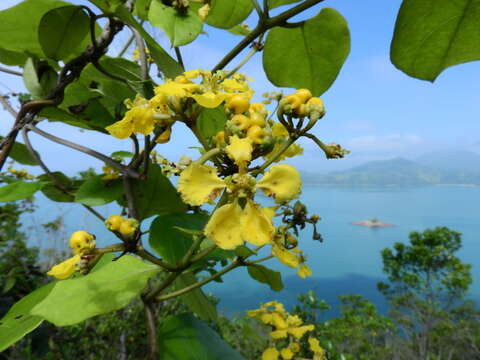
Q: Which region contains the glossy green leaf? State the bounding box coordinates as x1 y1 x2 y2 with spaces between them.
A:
0 282 55 352
234 245 256 258
88 0 125 13
158 313 245 360
149 212 207 264
39 106 110 133
22 58 58 99
149 2 203 47
75 175 123 206
198 105 228 139
38 6 90 61
206 0 253 29
0 137 38 165
124 164 187 220
31 255 160 326
0 181 43 202
263 8 350 96
173 273 218 322
390 0 480 81
247 264 284 291
0 0 68 57
38 172 81 203
111 151 133 160
115 5 183 78
228 24 251 36
134 0 152 20
269 0 302 9
23 58 43 98
0 48 28 67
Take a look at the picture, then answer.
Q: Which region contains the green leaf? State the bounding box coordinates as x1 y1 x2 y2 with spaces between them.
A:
158 313 245 360
228 24 251 36
0 181 43 202
39 106 109 132
0 47 28 67
126 164 187 220
0 0 68 57
0 282 55 352
269 0 302 9
390 0 480 81
0 137 38 165
234 245 256 258
149 2 203 47
22 58 58 99
38 6 90 61
173 273 218 322
30 255 160 326
149 212 207 264
23 58 43 98
75 175 123 206
134 0 152 20
88 0 125 13
111 151 133 159
206 0 253 29
247 264 284 291
263 8 350 96
115 5 183 78
38 172 81 203
198 105 228 139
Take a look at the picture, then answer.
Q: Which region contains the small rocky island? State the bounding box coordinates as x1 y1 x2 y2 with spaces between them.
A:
352 218 394 228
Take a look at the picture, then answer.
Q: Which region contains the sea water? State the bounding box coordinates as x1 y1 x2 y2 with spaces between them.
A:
23 186 480 316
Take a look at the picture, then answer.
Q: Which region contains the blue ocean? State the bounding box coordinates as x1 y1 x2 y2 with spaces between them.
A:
24 185 480 316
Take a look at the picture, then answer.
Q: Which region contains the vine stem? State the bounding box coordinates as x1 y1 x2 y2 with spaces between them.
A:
0 66 22 76
0 95 18 118
252 136 297 176
212 0 325 72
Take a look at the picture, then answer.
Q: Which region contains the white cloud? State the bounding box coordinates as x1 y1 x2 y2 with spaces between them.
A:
346 134 425 154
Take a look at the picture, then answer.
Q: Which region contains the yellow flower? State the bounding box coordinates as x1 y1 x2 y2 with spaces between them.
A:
47 254 81 279
225 135 253 168
154 80 199 98
156 126 172 144
70 231 96 255
280 347 294 360
297 264 312 279
270 314 314 339
272 123 289 139
271 244 301 268
102 165 120 180
177 164 226 206
205 200 274 249
106 97 156 139
262 347 279 360
308 337 327 360
256 164 301 203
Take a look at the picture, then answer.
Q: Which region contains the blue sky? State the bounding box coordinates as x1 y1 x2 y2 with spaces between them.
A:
1 0 480 174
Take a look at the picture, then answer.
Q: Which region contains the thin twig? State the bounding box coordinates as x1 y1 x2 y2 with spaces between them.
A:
143 300 159 360
0 66 22 76
26 124 141 179
174 47 185 71
133 28 149 80
22 128 106 222
212 0 324 72
118 33 136 57
136 247 177 271
0 95 18 118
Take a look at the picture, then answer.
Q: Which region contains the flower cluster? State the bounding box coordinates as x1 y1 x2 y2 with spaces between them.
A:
248 301 326 360
7 167 34 179
47 231 96 279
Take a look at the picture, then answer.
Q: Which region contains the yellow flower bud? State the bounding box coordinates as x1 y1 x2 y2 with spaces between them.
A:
215 131 225 147
197 4 210 21
226 94 250 114
230 114 251 131
249 112 266 127
247 125 268 145
119 218 138 237
294 88 312 103
47 255 81 279
105 215 124 231
284 94 302 110
69 231 96 255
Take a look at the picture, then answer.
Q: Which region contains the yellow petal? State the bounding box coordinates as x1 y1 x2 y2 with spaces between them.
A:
309 337 323 354
205 202 244 250
131 106 156 135
106 117 134 139
272 244 300 268
177 164 226 206
257 164 301 203
155 81 199 97
241 201 274 246
270 329 288 339
225 135 253 167
262 347 279 360
183 69 201 79
192 91 227 108
297 264 312 278
220 78 249 92
288 324 314 339
47 255 81 279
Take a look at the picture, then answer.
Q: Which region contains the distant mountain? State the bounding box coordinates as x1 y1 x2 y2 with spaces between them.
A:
302 157 480 186
416 150 480 171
